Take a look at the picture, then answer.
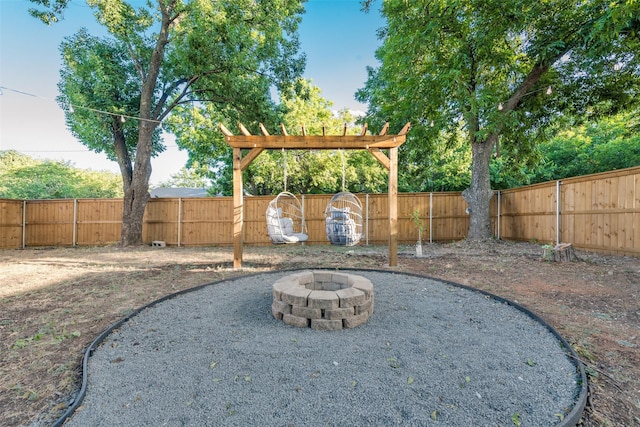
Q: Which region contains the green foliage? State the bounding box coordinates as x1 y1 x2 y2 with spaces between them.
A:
0 151 123 199
359 0 640 237
275 80 388 195
58 28 163 165
409 208 424 242
154 167 211 190
27 0 70 24
489 111 640 187
399 125 472 191
361 0 639 155
179 78 389 196
273 80 388 195
512 412 522 426
489 153 541 190
160 0 307 196
529 111 640 182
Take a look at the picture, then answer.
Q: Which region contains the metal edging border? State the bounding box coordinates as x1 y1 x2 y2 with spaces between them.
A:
52 267 587 427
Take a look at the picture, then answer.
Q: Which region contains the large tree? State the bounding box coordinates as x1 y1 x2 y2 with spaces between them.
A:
359 0 640 240
30 0 306 245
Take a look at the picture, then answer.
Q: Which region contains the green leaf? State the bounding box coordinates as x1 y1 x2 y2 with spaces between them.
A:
407 376 414 384
13 339 28 349
512 412 522 426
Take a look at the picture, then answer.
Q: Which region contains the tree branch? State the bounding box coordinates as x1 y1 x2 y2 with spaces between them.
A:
154 76 198 122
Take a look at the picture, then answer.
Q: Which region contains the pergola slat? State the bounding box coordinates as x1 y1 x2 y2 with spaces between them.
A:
219 123 233 136
238 123 251 136
398 122 411 135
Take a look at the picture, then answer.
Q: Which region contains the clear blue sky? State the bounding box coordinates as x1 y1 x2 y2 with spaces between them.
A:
0 0 384 185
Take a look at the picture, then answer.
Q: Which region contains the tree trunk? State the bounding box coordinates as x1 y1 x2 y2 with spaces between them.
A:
119 123 154 246
462 138 496 240
460 62 553 241
112 121 133 194
120 184 150 246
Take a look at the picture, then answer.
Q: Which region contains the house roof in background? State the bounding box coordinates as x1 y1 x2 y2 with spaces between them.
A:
150 188 208 198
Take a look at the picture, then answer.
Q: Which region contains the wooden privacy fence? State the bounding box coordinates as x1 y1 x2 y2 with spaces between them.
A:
1 166 638 256
0 193 469 249
499 167 639 255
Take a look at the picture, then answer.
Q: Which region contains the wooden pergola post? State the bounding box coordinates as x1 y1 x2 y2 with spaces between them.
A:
389 146 398 267
221 122 410 269
232 147 243 269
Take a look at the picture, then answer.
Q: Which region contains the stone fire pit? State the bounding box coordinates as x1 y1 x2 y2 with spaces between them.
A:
271 271 374 330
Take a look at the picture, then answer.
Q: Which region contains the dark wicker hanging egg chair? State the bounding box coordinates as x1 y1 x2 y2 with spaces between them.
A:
324 191 363 246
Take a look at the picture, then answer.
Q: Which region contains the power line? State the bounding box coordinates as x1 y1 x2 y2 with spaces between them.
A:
0 85 162 124
7 146 179 154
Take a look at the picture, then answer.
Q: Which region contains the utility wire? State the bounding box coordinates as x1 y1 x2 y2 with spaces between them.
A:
0 85 162 124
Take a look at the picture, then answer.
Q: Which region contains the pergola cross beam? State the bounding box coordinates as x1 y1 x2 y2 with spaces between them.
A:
221 122 410 269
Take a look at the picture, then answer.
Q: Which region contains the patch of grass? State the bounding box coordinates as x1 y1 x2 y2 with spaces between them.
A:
13 323 81 349
572 341 597 363
12 384 39 401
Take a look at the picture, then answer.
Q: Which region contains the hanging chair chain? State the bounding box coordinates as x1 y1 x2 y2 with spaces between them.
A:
341 149 346 192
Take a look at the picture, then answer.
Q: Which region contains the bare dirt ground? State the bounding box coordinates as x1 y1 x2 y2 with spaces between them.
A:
0 241 638 427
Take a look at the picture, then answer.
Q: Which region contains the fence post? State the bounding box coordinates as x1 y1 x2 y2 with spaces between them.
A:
73 199 78 246
22 200 26 249
301 194 306 239
365 193 369 245
178 197 182 247
556 180 561 245
429 192 433 244
497 191 501 240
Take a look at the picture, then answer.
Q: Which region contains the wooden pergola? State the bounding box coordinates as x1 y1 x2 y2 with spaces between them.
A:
220 122 411 269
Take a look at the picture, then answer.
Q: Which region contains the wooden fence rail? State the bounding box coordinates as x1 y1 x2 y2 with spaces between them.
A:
1 167 638 256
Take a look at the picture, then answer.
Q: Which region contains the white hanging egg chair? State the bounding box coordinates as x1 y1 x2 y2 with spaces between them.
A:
324 192 363 246
266 192 308 244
